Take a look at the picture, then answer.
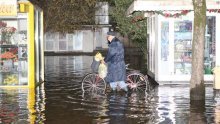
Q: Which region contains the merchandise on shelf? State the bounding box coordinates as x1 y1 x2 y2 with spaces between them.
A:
3 74 18 85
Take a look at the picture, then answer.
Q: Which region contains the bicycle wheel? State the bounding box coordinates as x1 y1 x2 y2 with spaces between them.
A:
126 72 148 92
82 73 106 93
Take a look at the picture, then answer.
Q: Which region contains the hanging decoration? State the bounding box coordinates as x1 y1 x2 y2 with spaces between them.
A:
155 10 191 18
131 15 145 23
131 9 220 23
208 9 220 13
155 9 220 18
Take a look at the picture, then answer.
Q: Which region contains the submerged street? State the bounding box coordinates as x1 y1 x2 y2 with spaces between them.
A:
0 0 220 123
0 55 220 124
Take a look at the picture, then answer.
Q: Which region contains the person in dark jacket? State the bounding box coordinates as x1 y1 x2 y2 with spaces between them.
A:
103 31 127 91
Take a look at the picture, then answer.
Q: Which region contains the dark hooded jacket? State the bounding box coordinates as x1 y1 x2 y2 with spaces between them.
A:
104 37 126 83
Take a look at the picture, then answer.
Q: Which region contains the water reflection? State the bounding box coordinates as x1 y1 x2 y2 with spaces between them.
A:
34 84 46 123
0 89 22 123
27 88 36 123
190 100 206 124
81 92 109 124
1 55 220 123
44 56 220 124
81 89 159 124
0 85 46 123
214 90 220 124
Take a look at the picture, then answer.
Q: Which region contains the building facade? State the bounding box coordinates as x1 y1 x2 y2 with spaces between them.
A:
44 2 110 53
127 0 220 83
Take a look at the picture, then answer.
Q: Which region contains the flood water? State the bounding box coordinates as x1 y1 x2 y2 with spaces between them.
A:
0 55 220 124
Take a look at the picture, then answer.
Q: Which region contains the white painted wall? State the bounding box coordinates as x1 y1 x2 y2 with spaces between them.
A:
44 27 110 52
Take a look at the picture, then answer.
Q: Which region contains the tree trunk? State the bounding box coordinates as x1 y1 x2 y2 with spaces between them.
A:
190 0 206 100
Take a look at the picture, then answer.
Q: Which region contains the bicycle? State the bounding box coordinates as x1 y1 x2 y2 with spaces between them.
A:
81 64 149 94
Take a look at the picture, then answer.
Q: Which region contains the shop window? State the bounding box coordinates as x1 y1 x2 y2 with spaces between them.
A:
161 22 169 61
174 20 192 75
160 21 170 75
0 19 28 86
204 16 216 74
173 16 216 75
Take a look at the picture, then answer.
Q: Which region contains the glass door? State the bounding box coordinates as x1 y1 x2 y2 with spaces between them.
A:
173 16 216 75
174 20 192 75
160 21 170 75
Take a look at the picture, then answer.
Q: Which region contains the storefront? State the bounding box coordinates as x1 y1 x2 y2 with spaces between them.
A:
0 0 44 88
127 0 220 82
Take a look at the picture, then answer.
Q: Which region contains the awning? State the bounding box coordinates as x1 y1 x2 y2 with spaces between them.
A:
127 0 220 15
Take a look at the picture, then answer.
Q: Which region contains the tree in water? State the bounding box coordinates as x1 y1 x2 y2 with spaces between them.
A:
190 0 206 100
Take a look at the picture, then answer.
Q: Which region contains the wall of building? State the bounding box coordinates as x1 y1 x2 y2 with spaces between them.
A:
147 12 220 82
44 2 111 53
44 27 110 53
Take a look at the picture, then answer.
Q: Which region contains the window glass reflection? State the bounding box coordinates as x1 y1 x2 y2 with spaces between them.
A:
174 20 192 75
204 16 216 74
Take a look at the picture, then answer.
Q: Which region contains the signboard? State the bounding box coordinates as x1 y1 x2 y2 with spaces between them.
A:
0 0 17 17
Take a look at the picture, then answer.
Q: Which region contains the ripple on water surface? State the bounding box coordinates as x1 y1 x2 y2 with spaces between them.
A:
1 56 220 124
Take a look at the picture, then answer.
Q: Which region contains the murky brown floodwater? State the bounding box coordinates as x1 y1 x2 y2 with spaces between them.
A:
0 55 220 124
